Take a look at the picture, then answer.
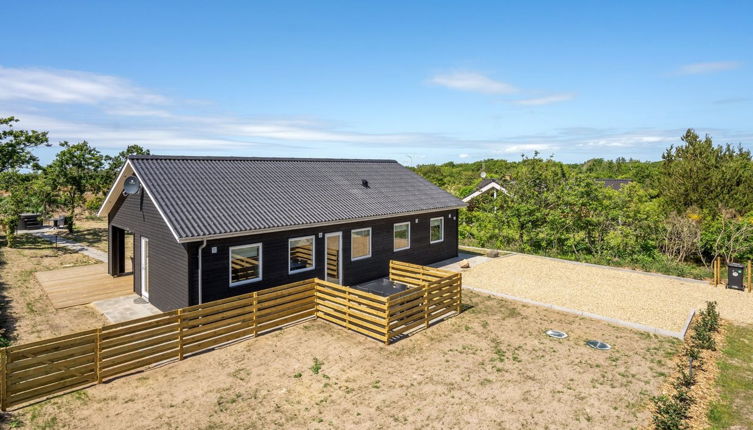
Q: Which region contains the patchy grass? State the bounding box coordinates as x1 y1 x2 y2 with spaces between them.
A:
59 217 108 252
708 323 753 429
0 234 105 344
6 291 680 429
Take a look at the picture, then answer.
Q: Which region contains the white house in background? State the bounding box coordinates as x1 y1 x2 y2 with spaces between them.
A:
462 178 509 203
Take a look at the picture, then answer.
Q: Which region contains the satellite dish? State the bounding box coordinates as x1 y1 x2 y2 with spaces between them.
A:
480 171 487 178
123 175 141 195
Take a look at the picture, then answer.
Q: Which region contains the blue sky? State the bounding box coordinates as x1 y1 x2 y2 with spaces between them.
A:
1 1 751 165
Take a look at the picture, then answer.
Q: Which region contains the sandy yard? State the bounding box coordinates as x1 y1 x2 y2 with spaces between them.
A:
6 291 679 430
462 253 753 333
0 235 107 344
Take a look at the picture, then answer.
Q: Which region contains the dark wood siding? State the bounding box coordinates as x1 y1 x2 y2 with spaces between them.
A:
109 191 189 311
190 210 458 304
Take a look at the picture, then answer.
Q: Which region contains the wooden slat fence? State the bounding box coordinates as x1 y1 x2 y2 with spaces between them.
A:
0 261 461 410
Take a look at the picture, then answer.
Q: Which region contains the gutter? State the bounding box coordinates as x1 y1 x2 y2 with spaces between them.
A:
197 239 207 304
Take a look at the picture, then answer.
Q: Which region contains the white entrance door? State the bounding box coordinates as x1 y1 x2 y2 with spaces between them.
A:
140 236 150 300
325 232 342 284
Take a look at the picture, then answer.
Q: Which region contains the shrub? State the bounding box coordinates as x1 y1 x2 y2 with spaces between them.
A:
685 345 702 365
85 195 104 214
1 215 19 248
702 301 720 333
672 387 695 407
651 395 690 430
691 324 716 350
673 361 695 389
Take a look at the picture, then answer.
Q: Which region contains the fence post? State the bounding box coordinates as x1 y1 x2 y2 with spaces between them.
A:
714 257 721 286
95 328 102 384
177 309 184 361
1 347 7 411
748 260 752 293
252 292 258 337
423 283 429 329
384 296 391 345
456 274 462 315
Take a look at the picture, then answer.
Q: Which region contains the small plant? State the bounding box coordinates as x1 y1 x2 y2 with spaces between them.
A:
685 345 702 363
702 301 720 332
310 357 323 375
673 362 695 389
672 387 694 407
492 345 506 363
651 395 690 430
691 325 716 351
293 372 302 378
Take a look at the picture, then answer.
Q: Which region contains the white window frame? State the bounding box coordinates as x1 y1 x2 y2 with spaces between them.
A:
350 227 372 261
393 222 411 252
229 243 263 287
429 217 444 244
288 235 316 274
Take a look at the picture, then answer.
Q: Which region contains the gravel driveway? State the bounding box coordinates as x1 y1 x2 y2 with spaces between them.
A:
461 253 753 333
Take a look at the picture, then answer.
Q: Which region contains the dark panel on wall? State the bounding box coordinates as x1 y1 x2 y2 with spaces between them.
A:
109 191 189 311
190 210 458 304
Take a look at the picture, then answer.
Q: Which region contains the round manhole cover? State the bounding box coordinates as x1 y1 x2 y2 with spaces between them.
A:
586 340 611 350
545 330 568 339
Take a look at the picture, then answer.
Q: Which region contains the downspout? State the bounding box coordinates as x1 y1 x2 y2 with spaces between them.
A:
197 239 207 304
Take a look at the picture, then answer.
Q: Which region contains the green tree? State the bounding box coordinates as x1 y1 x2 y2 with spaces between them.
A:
0 117 49 172
46 141 104 232
660 129 753 214
0 117 49 246
103 144 150 187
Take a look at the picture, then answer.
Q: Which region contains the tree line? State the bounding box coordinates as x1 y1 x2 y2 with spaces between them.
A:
413 129 753 278
0 116 149 246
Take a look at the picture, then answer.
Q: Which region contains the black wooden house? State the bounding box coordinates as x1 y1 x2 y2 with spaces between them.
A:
98 155 465 311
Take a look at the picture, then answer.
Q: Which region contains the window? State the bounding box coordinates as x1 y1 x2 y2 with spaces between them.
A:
351 228 372 260
229 243 262 286
393 222 410 251
430 217 444 243
289 236 315 274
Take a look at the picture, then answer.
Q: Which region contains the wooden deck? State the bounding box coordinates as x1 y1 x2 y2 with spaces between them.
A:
35 263 134 309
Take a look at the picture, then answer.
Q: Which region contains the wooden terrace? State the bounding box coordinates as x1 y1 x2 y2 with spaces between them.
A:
34 263 133 309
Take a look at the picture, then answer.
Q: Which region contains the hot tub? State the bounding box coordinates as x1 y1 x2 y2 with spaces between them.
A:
352 278 411 297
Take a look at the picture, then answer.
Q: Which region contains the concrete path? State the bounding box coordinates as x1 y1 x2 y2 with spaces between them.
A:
92 294 161 323
29 231 108 263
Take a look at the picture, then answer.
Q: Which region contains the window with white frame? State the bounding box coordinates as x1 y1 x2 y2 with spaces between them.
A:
229 243 262 286
351 228 372 260
289 236 315 274
393 222 410 251
430 217 444 243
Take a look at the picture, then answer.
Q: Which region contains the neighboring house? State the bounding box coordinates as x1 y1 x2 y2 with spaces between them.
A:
98 155 465 311
462 178 509 203
596 178 633 190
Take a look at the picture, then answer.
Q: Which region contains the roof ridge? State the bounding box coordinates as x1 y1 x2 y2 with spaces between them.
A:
128 155 398 163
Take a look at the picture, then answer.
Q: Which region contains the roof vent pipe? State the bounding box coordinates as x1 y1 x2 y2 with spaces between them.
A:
362 179 369 188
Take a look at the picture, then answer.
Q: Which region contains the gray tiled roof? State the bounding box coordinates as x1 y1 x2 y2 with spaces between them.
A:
128 155 465 241
596 178 633 190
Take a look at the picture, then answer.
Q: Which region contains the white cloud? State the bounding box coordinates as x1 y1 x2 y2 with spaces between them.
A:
514 93 576 106
0 66 167 105
675 61 741 75
429 72 518 94
577 134 671 148
497 143 558 154
458 153 470 159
